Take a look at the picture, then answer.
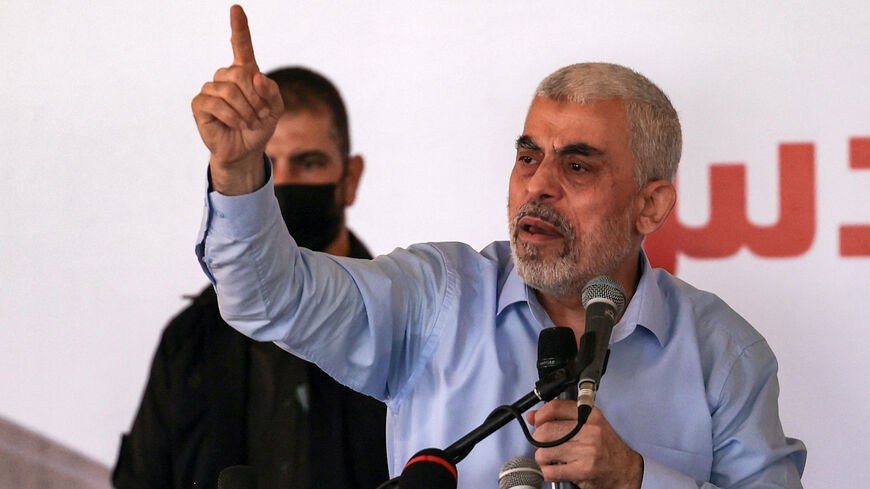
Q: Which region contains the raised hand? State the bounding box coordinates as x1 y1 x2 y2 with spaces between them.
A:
191 4 284 195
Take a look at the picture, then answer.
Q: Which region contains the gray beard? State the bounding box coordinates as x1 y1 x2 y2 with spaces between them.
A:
511 243 587 297
509 201 634 298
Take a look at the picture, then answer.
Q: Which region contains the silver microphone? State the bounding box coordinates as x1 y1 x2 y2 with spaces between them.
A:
499 456 544 489
576 275 627 409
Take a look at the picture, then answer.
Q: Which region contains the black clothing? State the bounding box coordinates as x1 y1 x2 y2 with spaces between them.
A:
113 234 388 489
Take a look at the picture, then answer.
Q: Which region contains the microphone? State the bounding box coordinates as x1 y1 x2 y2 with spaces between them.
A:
499 456 544 489
576 275 627 409
536 327 578 401
217 465 258 489
536 327 580 489
398 448 458 489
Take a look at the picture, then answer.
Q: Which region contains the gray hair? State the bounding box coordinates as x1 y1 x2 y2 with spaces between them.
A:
535 63 682 186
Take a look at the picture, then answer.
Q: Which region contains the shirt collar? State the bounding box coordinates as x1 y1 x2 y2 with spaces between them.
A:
498 251 670 347
346 230 373 260
497 268 558 330
496 260 529 316
612 251 670 347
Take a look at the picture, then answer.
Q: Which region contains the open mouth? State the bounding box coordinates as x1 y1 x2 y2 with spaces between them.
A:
517 216 564 240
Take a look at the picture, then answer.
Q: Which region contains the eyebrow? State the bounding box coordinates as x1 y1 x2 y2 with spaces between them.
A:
289 150 330 164
515 135 540 151
558 143 605 157
515 135 605 157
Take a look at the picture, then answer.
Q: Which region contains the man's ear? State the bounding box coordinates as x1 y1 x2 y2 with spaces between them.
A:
341 154 365 207
634 179 676 236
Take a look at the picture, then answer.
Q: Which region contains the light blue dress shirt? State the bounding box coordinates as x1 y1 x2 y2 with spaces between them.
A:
196 170 806 489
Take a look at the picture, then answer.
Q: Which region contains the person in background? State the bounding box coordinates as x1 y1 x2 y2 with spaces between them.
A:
113 65 388 489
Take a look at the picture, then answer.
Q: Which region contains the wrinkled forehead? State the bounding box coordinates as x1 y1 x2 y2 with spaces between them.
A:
521 97 631 150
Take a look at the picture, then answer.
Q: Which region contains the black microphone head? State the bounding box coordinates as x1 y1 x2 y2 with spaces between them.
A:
217 465 258 489
399 448 457 489
498 456 544 489
581 276 627 315
537 327 578 378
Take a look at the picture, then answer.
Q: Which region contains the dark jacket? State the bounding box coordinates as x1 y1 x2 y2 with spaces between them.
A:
113 235 388 489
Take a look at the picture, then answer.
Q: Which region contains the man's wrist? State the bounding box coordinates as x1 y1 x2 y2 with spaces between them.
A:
209 153 267 196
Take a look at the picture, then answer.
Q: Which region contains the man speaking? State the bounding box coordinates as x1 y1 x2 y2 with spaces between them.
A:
191 5 806 488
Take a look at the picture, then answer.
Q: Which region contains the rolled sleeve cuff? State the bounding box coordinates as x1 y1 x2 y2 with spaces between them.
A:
207 176 278 241
195 155 278 282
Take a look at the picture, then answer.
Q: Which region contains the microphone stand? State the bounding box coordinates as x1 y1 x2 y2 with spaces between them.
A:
377 345 595 488
443 365 578 464
377 367 579 489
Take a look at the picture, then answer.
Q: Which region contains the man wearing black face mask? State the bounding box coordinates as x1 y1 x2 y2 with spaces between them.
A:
266 67 365 256
112 67 386 489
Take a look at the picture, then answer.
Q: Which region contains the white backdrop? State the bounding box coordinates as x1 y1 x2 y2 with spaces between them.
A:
2 1 868 486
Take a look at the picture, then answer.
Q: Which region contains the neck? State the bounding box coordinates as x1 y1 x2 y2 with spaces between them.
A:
536 249 642 344
323 226 352 257
536 292 587 344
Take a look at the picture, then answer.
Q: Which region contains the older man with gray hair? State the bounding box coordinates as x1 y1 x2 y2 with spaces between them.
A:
191 6 806 488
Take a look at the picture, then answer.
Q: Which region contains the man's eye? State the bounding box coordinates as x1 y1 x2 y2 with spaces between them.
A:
569 162 587 172
300 159 325 169
518 155 535 164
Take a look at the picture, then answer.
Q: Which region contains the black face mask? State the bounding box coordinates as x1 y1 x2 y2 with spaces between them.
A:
273 183 343 252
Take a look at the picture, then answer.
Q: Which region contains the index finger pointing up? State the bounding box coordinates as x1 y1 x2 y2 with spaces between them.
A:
230 4 258 68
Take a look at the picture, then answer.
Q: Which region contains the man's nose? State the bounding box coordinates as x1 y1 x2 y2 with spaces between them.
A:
526 157 563 202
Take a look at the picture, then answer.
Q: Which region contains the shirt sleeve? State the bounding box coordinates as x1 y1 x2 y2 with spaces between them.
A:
640 339 806 489
195 160 451 402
